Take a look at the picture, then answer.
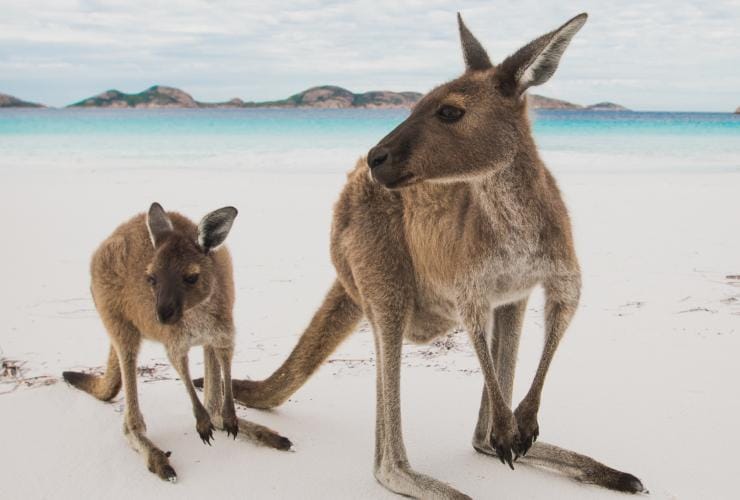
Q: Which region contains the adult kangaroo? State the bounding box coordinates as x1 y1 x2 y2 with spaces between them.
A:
225 13 645 498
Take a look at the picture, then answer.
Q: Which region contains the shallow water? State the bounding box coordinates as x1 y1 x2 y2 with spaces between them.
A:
0 108 737 172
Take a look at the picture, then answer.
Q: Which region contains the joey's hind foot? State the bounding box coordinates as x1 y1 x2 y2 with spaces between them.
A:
514 403 540 457
147 449 177 483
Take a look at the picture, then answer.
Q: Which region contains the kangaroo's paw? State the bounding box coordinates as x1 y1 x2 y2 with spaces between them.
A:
222 413 239 439
490 411 521 469
514 402 540 457
196 416 215 445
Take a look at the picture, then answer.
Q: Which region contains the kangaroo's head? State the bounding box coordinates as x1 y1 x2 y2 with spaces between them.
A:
144 202 237 325
367 13 587 189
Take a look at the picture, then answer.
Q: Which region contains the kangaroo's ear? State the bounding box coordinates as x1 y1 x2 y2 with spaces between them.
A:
197 206 238 253
146 202 173 248
458 13 492 71
496 13 587 96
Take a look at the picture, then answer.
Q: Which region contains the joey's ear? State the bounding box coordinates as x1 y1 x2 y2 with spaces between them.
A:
458 13 492 71
197 206 238 253
496 13 587 96
146 202 173 247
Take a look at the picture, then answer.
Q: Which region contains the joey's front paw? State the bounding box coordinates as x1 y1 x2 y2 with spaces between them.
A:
490 411 520 470
514 403 539 457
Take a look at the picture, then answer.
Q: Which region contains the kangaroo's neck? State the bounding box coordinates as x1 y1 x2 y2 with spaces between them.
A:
472 144 544 224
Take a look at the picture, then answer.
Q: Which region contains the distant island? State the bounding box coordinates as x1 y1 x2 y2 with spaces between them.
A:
68 85 423 109
0 93 44 108
735 106 739 114
526 95 627 111
1 85 631 111
70 86 201 108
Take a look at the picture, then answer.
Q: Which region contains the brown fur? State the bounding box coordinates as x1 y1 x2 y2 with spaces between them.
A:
64 203 291 483
228 12 645 498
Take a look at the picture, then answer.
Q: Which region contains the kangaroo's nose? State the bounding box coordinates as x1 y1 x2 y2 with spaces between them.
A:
368 147 390 169
158 305 176 324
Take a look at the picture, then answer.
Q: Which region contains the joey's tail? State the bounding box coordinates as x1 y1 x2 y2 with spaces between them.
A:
62 345 122 401
229 279 361 409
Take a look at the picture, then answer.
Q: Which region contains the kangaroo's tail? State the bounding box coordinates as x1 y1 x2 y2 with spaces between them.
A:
62 345 122 402
198 279 362 409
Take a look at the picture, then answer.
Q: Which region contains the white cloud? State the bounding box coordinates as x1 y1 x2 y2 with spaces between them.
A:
0 0 738 110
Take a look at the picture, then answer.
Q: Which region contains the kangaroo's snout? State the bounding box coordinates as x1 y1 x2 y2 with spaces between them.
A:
157 302 181 325
367 144 416 189
368 146 390 169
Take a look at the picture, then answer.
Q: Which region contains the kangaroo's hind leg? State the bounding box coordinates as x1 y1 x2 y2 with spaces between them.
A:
110 318 176 482
167 346 214 445
203 345 293 451
472 299 527 454
371 310 471 500
473 296 646 493
202 345 223 420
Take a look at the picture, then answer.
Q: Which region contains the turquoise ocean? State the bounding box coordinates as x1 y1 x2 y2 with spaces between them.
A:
0 109 738 173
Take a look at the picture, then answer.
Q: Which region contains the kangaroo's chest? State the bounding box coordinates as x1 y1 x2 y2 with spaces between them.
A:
406 195 548 297
179 311 231 348
137 304 231 350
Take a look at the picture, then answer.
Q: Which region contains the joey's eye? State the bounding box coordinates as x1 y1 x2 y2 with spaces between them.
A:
437 105 465 122
184 274 199 285
146 275 157 286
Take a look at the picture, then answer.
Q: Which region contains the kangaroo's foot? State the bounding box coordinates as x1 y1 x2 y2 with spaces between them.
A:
147 448 177 483
513 400 539 457
208 410 292 451
222 413 239 439
195 407 215 445
220 402 239 439
124 421 177 483
472 438 647 494
374 461 471 500
489 409 521 469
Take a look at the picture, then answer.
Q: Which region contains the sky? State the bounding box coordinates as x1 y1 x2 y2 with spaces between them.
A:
1 0 739 111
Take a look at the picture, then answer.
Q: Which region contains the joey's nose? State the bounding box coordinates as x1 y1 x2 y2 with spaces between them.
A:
368 147 390 169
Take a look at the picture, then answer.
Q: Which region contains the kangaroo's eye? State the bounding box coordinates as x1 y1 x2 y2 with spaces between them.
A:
146 274 157 286
437 105 465 123
184 274 199 285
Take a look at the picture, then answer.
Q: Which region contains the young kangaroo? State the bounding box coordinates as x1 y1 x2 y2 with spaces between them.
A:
217 13 645 499
64 202 291 483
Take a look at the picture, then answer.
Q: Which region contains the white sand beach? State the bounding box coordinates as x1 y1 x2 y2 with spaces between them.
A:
1 152 739 499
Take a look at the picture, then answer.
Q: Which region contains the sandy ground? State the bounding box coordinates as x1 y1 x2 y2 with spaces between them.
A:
1 160 739 499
